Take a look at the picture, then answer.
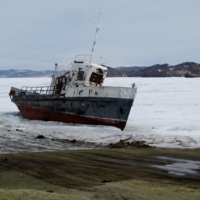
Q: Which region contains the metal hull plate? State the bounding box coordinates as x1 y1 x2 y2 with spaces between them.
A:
17 104 127 130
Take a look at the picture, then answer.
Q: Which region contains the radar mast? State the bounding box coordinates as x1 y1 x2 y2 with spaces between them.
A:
90 12 103 63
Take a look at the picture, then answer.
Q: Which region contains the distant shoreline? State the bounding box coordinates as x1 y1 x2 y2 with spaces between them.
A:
1 62 200 77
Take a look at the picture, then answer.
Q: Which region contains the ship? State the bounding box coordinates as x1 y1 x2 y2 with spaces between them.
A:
9 13 137 130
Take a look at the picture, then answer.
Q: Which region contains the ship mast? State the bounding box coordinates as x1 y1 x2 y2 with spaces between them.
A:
90 12 102 63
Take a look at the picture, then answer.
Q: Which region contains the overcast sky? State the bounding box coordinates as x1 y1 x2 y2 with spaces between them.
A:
1 0 200 70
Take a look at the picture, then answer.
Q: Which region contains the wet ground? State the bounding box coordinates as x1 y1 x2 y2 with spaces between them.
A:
0 148 200 199
153 156 200 176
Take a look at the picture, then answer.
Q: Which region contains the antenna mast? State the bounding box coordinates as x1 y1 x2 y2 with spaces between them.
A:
90 12 102 63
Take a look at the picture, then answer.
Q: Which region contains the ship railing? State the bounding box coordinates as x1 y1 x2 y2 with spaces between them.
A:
74 54 108 65
20 86 56 96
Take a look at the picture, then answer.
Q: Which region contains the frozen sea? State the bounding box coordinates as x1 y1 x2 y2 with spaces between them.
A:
0 77 200 153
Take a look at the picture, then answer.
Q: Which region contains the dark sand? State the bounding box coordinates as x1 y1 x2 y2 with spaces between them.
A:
0 148 200 200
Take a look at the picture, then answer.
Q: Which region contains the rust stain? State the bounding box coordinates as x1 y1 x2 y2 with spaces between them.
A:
89 72 103 84
9 90 16 96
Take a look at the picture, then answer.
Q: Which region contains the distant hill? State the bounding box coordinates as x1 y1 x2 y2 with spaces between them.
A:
1 62 200 77
0 69 54 77
116 66 146 71
107 62 200 77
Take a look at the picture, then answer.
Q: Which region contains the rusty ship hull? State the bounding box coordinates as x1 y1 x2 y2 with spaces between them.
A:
9 91 134 130
9 54 137 130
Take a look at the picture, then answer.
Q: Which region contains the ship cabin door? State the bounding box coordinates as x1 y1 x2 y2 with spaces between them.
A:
54 76 65 94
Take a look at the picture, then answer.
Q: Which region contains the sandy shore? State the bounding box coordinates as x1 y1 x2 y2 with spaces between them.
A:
0 148 200 200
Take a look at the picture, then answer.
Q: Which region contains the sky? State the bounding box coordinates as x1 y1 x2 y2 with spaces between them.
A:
1 0 200 70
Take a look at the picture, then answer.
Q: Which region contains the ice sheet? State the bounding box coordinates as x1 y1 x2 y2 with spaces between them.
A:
1 77 200 152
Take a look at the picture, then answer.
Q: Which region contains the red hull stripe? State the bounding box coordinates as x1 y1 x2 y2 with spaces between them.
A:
17 105 127 130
